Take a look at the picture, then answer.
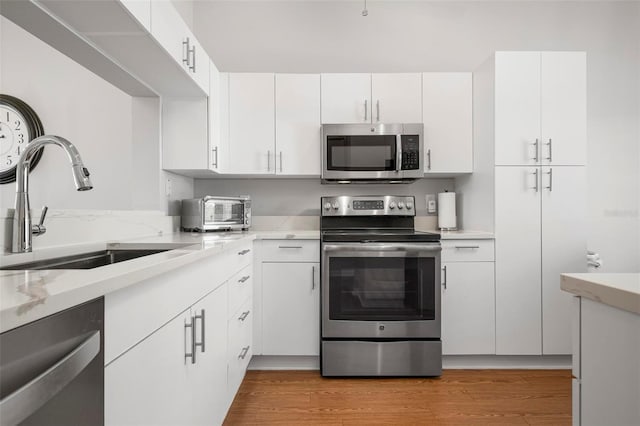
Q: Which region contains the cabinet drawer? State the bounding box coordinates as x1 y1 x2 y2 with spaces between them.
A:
228 265 252 317
228 299 253 395
441 240 494 262
261 240 320 262
228 241 253 271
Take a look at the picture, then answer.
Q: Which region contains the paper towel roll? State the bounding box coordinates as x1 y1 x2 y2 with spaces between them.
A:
438 192 457 230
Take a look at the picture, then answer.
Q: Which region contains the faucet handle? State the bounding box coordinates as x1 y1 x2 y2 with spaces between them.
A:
32 206 48 236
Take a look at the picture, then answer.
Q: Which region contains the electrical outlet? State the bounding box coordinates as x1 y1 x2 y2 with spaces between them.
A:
426 194 437 215
165 178 172 198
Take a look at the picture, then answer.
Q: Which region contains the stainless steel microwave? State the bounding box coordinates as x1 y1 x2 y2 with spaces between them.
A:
181 196 251 232
321 123 424 183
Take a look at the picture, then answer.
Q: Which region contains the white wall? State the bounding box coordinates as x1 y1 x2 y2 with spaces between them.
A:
194 0 640 271
194 178 452 216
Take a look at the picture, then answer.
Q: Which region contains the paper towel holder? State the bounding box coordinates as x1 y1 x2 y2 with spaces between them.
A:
438 190 457 231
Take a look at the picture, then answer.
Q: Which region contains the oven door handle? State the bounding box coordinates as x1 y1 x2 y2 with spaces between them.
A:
395 134 402 172
323 243 441 253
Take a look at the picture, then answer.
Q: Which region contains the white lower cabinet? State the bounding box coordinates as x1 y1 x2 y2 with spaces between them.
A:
262 262 320 355
227 298 253 397
440 240 495 355
105 284 228 425
441 262 495 355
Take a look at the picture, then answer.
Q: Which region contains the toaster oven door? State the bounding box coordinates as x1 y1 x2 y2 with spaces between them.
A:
203 200 247 229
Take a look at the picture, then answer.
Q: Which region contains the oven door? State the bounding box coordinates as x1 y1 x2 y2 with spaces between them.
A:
322 242 441 339
203 200 247 230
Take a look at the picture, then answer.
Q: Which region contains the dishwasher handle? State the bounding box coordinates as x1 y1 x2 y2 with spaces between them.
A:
0 331 100 426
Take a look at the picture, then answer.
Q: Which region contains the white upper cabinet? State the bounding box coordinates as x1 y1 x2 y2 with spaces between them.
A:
120 0 151 31
495 52 542 166
495 51 586 166
150 1 209 94
371 73 422 123
228 73 275 174
321 73 421 124
540 52 587 166
320 74 371 124
275 74 321 175
422 72 472 173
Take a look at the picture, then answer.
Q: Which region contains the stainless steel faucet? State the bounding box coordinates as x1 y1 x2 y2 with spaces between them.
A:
12 135 93 253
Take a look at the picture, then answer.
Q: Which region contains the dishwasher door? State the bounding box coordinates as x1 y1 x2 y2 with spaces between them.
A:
0 297 104 426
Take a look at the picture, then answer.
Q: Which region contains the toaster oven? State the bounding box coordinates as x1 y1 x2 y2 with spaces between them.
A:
181 196 251 232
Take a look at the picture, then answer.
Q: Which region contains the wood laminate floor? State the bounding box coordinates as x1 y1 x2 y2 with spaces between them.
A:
224 370 571 425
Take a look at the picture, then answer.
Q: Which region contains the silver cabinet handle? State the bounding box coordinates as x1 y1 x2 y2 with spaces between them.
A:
182 37 190 66
454 245 480 249
267 150 271 172
395 134 402 172
312 265 316 290
530 169 539 192
189 44 196 73
364 99 368 121
376 100 380 122
279 151 283 173
212 146 218 168
0 331 100 426
545 138 553 162
238 345 250 360
442 266 447 289
531 138 539 162
184 316 196 364
545 168 553 192
238 249 251 255
427 149 432 171
278 245 302 249
238 310 250 321
194 309 205 353
238 275 250 283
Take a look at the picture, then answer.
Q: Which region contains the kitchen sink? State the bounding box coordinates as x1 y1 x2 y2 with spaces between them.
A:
1 248 172 270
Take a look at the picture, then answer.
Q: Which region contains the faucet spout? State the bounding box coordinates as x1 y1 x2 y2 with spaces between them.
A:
12 135 93 253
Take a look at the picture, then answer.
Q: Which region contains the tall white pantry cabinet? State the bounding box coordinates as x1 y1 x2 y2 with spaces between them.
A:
459 51 587 355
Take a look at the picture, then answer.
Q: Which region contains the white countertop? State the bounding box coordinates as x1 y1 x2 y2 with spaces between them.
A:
561 273 640 315
0 230 319 333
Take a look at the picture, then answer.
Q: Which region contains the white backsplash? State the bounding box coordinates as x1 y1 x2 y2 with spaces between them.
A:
250 216 320 231
0 209 179 255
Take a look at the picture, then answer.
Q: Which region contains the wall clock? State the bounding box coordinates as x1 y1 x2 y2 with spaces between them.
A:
0 94 45 184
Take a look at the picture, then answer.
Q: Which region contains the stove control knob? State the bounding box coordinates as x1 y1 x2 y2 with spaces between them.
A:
398 202 405 210
389 201 396 209
332 202 339 210
323 202 332 211
406 202 414 210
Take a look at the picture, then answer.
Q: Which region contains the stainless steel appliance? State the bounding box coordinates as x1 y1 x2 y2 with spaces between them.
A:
321 123 423 183
181 196 251 232
320 195 442 376
0 297 104 425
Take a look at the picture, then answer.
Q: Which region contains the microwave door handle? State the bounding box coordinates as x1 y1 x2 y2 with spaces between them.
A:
395 135 402 172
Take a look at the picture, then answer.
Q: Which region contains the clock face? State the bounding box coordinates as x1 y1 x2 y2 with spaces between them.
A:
0 104 31 173
0 94 45 185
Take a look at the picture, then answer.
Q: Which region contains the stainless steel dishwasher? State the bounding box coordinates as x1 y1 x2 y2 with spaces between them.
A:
0 297 104 425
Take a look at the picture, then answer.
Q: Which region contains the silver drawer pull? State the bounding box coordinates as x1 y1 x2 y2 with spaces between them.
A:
238 310 250 321
194 309 205 353
454 245 480 249
237 249 250 255
238 345 250 360
278 245 302 249
238 275 250 283
184 317 196 364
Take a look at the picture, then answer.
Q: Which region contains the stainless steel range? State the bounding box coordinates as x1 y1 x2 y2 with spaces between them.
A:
320 195 442 377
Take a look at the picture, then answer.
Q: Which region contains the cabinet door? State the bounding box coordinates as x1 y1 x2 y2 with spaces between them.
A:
320 74 371 124
105 310 195 425
275 74 321 175
371 73 422 123
262 262 320 355
120 0 151 31
188 36 210 94
150 1 190 73
228 73 275 174
541 52 586 166
495 52 541 166
191 285 228 426
162 97 209 171
423 72 472 173
209 64 227 173
495 166 542 354
541 166 587 354
441 262 495 355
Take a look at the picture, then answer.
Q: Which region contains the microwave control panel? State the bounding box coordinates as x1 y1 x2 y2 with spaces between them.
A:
401 135 420 170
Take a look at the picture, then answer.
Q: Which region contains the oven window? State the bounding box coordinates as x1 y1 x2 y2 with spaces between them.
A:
204 201 244 224
329 257 435 321
326 135 396 171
